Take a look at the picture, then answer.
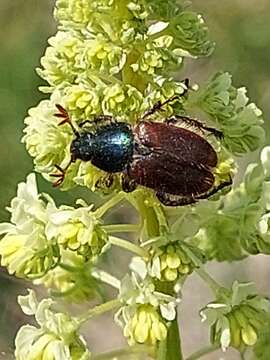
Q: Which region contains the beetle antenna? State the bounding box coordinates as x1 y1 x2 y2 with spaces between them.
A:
50 159 73 187
54 104 80 137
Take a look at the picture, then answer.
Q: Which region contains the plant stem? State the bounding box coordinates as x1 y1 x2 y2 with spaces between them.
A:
194 267 223 295
240 351 247 360
157 317 183 360
78 298 121 324
181 244 222 295
94 193 125 218
102 224 140 233
186 344 219 360
109 236 148 258
91 269 121 289
129 190 160 238
92 345 155 360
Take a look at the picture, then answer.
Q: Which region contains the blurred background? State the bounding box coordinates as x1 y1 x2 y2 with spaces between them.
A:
0 0 270 358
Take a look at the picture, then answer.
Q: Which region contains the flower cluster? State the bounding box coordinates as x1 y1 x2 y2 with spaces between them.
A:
190 72 265 155
115 257 179 345
193 146 270 261
201 281 270 352
0 174 108 289
149 243 194 282
15 290 90 360
0 173 56 278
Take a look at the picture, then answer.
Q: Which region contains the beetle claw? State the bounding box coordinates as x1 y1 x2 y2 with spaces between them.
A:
50 164 66 187
55 104 70 126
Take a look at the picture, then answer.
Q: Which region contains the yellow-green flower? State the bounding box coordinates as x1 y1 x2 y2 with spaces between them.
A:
123 304 167 345
37 32 82 90
0 174 57 278
102 83 143 117
35 250 98 303
150 243 194 282
55 0 114 27
201 281 270 351
82 35 127 75
131 36 181 75
22 95 72 176
46 200 109 261
15 290 90 360
64 84 101 120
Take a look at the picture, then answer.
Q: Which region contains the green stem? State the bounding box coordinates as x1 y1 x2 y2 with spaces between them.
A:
186 344 219 360
181 244 222 295
153 204 169 234
194 267 223 295
102 224 140 233
128 190 160 238
240 351 247 360
94 193 125 218
157 317 183 360
92 345 155 360
91 269 121 289
78 298 121 324
109 236 148 258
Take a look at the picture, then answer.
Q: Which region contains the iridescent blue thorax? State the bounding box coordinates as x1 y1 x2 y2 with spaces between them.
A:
70 122 134 173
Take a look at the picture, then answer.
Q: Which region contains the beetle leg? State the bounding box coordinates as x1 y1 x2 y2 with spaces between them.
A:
166 115 223 140
121 172 137 193
141 79 189 119
195 176 232 200
156 191 197 207
50 165 66 187
50 160 73 187
55 104 80 137
95 174 114 189
94 115 115 122
78 120 93 128
79 115 116 129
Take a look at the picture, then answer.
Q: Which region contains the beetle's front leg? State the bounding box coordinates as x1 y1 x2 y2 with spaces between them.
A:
79 115 116 129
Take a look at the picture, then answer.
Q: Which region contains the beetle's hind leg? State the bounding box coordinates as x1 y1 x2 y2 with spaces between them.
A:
156 176 232 206
156 191 197 207
195 176 232 200
142 79 189 120
166 115 223 140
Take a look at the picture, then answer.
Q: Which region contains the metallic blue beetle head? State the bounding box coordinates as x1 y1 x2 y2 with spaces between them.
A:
70 133 94 162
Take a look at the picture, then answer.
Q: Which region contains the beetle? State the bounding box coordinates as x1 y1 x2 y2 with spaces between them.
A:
51 91 232 206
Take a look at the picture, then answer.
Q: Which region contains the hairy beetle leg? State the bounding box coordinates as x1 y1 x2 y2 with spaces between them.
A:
166 115 224 140
157 176 232 207
156 192 197 206
195 176 232 200
50 161 73 187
